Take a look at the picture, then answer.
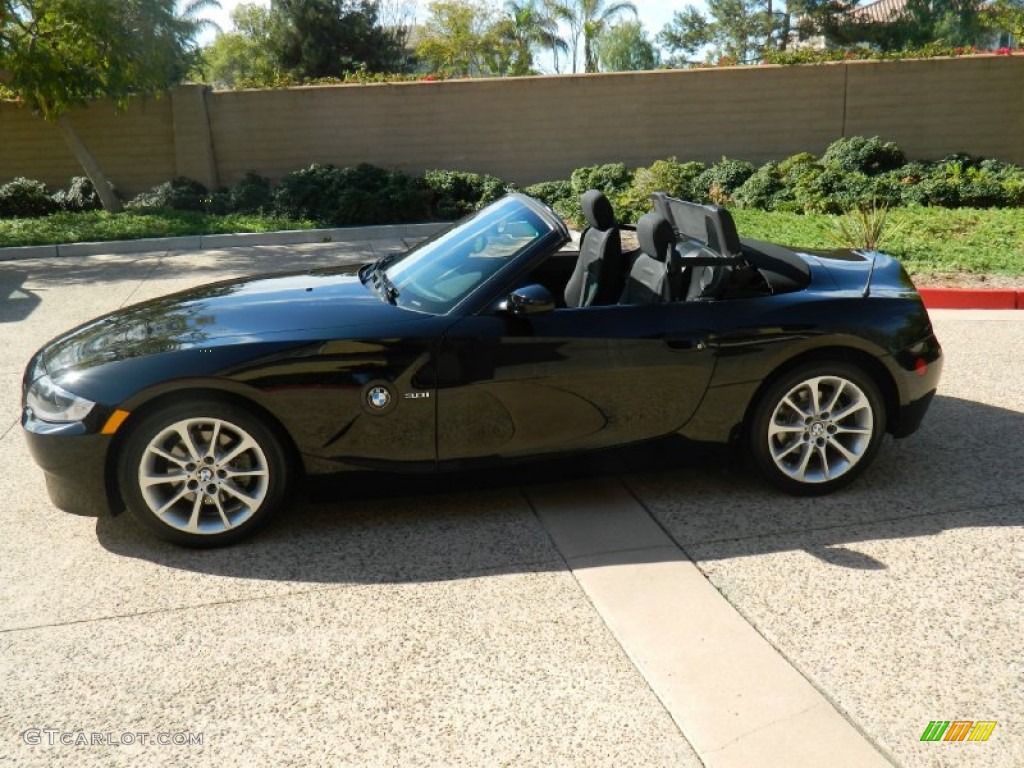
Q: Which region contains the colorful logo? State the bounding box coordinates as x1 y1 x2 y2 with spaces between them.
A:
920 721 997 742
367 386 391 410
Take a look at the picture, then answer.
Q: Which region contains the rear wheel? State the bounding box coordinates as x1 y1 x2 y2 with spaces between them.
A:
119 399 290 547
749 362 885 495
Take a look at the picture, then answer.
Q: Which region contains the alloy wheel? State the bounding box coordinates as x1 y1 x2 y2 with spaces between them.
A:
137 417 270 535
766 375 874 484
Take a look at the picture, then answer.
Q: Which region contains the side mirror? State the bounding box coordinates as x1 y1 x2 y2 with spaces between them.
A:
506 284 555 315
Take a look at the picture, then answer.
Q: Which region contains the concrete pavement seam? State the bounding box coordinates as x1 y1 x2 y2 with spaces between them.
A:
0 553 566 635
529 478 894 767
116 252 168 309
616 476 903 767
517 486 705 764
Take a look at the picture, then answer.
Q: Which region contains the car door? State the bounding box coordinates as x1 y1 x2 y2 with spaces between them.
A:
435 301 718 463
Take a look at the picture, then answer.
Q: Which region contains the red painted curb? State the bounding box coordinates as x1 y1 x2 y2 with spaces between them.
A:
918 288 1022 310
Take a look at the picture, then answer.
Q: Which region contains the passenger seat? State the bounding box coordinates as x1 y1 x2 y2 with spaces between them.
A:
619 212 683 304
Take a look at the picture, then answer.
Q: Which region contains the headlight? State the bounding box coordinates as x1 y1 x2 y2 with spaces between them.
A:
26 374 96 423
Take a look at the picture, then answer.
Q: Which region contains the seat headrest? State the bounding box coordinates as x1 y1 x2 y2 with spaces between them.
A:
581 189 615 231
637 212 673 262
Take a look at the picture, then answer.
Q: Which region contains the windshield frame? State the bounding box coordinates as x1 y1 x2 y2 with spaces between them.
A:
373 194 568 317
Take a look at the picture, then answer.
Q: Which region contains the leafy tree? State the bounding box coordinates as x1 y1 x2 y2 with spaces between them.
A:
984 0 1024 44
555 0 638 73
376 0 418 71
596 20 658 70
271 0 409 77
0 0 217 212
659 0 778 64
416 0 500 76
792 0 988 51
197 3 283 88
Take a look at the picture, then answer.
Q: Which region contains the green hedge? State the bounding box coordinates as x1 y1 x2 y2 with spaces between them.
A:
4 136 1024 228
544 138 1024 226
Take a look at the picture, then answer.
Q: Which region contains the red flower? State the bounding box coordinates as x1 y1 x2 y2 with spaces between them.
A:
421 74 437 81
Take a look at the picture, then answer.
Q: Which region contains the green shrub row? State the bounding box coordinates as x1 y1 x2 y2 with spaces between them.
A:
525 137 1024 226
125 166 510 226
0 166 510 226
5 136 1023 227
0 176 100 218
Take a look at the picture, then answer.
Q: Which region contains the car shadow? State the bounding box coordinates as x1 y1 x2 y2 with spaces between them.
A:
95 394 1023 580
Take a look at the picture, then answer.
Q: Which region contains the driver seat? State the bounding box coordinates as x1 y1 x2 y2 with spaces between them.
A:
564 190 624 307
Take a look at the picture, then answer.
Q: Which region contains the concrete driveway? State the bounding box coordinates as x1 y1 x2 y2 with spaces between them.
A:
1 240 1020 767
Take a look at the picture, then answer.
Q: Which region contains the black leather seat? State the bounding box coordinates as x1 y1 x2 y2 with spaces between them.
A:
564 190 624 307
619 212 682 304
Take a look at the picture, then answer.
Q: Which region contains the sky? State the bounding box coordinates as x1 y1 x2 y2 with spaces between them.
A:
198 0 708 67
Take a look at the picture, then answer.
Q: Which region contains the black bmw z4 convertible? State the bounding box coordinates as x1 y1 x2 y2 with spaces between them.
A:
22 191 942 546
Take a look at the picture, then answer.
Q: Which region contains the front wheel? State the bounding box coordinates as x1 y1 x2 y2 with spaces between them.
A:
118 399 291 547
749 362 885 495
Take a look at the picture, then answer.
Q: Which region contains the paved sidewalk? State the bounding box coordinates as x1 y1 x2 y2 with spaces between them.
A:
1 239 1020 767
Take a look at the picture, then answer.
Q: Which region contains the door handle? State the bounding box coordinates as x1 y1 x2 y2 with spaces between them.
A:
665 336 708 351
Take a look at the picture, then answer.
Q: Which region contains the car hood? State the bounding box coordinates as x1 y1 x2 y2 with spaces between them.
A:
37 266 425 375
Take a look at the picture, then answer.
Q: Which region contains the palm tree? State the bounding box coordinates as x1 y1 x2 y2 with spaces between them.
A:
542 0 573 72
497 0 568 75
555 0 637 73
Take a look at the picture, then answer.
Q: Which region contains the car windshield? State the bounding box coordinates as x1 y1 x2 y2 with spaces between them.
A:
379 196 554 314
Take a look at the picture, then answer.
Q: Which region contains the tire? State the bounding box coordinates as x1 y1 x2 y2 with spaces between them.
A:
749 362 885 495
118 398 291 547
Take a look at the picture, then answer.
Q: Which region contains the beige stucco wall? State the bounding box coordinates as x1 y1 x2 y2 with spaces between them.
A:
1 56 1021 196
0 96 176 196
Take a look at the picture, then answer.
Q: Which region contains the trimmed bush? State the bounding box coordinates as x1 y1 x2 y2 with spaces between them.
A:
734 163 793 211
557 163 634 226
569 163 633 196
694 158 756 205
423 170 508 219
0 177 58 218
228 172 274 214
272 163 430 226
822 136 905 176
522 180 573 210
127 177 209 212
617 159 707 221
51 176 101 212
793 167 871 214
271 164 341 222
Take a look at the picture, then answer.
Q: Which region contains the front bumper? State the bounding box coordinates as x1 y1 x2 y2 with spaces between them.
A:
22 411 116 516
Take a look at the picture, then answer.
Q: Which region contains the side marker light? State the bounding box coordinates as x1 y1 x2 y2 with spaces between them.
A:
101 409 131 435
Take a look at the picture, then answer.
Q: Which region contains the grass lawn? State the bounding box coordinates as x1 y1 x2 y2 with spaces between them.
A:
2 206 1022 278
733 207 1024 277
0 210 315 248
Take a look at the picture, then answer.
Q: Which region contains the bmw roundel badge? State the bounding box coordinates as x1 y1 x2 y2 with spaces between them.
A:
367 386 391 410
361 381 397 415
